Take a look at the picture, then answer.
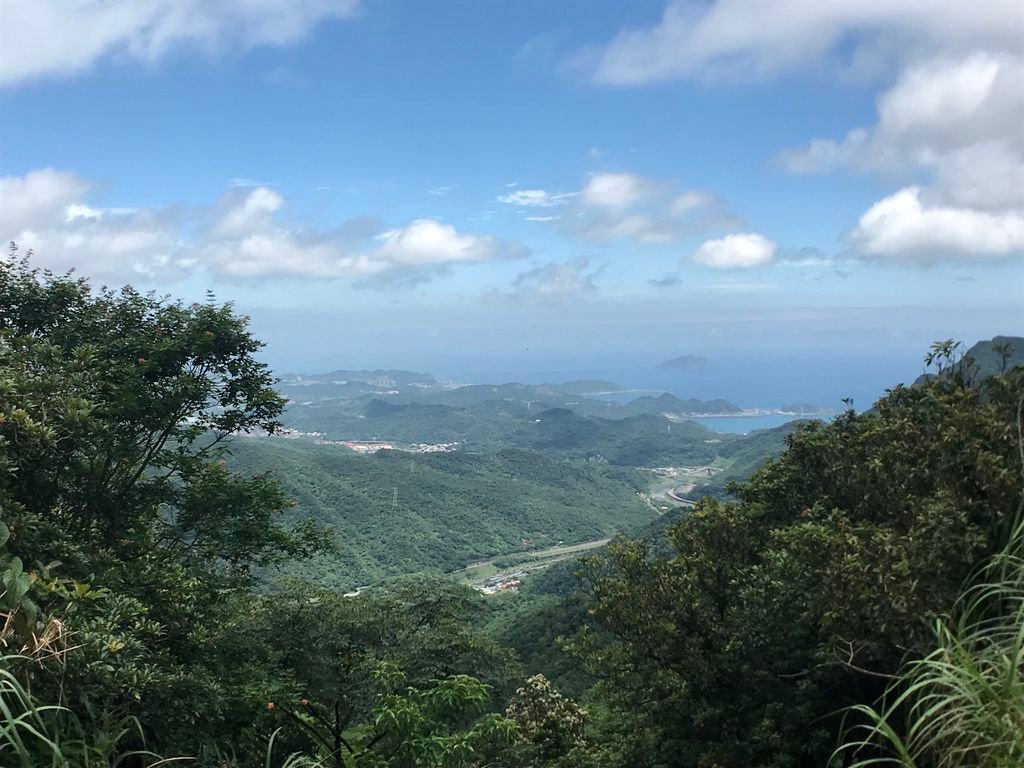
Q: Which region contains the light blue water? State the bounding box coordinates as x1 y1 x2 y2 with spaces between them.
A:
443 352 908 414
691 413 807 434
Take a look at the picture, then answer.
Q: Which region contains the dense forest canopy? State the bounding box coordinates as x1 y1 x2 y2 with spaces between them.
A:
2 257 1022 767
227 438 655 587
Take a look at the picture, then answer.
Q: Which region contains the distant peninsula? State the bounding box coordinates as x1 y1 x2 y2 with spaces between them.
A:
659 354 709 370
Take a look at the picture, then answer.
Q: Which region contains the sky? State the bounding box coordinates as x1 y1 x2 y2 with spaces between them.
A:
1 0 1022 402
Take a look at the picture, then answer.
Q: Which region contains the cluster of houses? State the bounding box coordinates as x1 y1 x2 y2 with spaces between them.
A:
406 441 459 454
645 465 722 479
237 428 459 456
472 573 524 595
340 440 394 454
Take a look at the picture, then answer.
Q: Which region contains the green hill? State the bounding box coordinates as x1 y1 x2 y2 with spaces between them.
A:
226 438 655 588
624 392 741 415
281 395 775 466
520 408 721 465
964 335 1024 376
914 336 1024 387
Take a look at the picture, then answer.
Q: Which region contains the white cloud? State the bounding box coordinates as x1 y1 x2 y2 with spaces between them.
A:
567 172 731 244
580 2 1024 265
0 0 360 87
851 187 1024 261
204 232 381 280
692 233 777 269
586 0 1024 85
372 219 524 266
578 213 681 244
778 54 1024 181
511 257 603 300
0 169 527 283
64 203 104 223
580 173 653 209
228 177 275 188
498 175 724 242
497 189 576 207
934 142 1024 210
428 186 452 196
775 129 870 174
671 191 716 214
0 168 186 277
877 54 1004 138
777 53 1024 260
0 168 91 234
213 187 285 238
13 210 185 279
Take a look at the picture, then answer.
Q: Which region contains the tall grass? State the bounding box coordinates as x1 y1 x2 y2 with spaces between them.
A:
0 676 325 768
0 656 169 767
837 518 1024 767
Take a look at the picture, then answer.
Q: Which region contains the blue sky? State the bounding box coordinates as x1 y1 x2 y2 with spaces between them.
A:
1 0 1021 394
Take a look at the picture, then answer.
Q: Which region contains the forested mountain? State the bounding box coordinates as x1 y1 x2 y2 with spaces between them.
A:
225 411 794 587
913 336 1024 386
280 374 763 441
227 438 653 587
622 392 741 415
962 334 1024 375
281 394 781 465
3 256 1021 768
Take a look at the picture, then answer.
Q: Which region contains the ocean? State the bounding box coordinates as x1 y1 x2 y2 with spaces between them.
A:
690 413 808 434
443 350 914 416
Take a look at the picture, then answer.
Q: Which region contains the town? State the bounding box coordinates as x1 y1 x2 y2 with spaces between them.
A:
237 426 459 455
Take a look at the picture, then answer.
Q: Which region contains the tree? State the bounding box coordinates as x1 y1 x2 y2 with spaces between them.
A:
838 516 1024 767
574 349 1024 767
1 250 323 756
253 579 520 764
504 674 587 764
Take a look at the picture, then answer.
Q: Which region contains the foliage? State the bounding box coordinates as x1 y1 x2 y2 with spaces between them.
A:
485 565 595 700
263 665 517 768
0 252 322 758
227 439 654 587
504 674 587 762
280 391 788 469
838 514 1024 768
573 349 1024 767
0 655 164 768
6 251 1023 768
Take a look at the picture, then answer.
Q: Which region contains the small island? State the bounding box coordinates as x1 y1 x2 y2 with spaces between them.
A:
659 354 710 370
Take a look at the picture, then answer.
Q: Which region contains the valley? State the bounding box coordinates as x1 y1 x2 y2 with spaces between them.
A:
229 372 801 592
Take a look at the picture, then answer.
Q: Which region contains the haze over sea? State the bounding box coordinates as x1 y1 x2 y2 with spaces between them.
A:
254 303 1020 428
440 355 891 433
444 355 890 409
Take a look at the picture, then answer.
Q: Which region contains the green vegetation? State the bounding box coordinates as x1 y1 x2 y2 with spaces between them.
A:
677 419 799 501
623 392 740 415
282 394 784 467
914 336 1024 387
838 517 1024 767
3 254 1021 768
959 335 1024 378
0 253 321 761
227 438 654 588
566 342 1024 767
